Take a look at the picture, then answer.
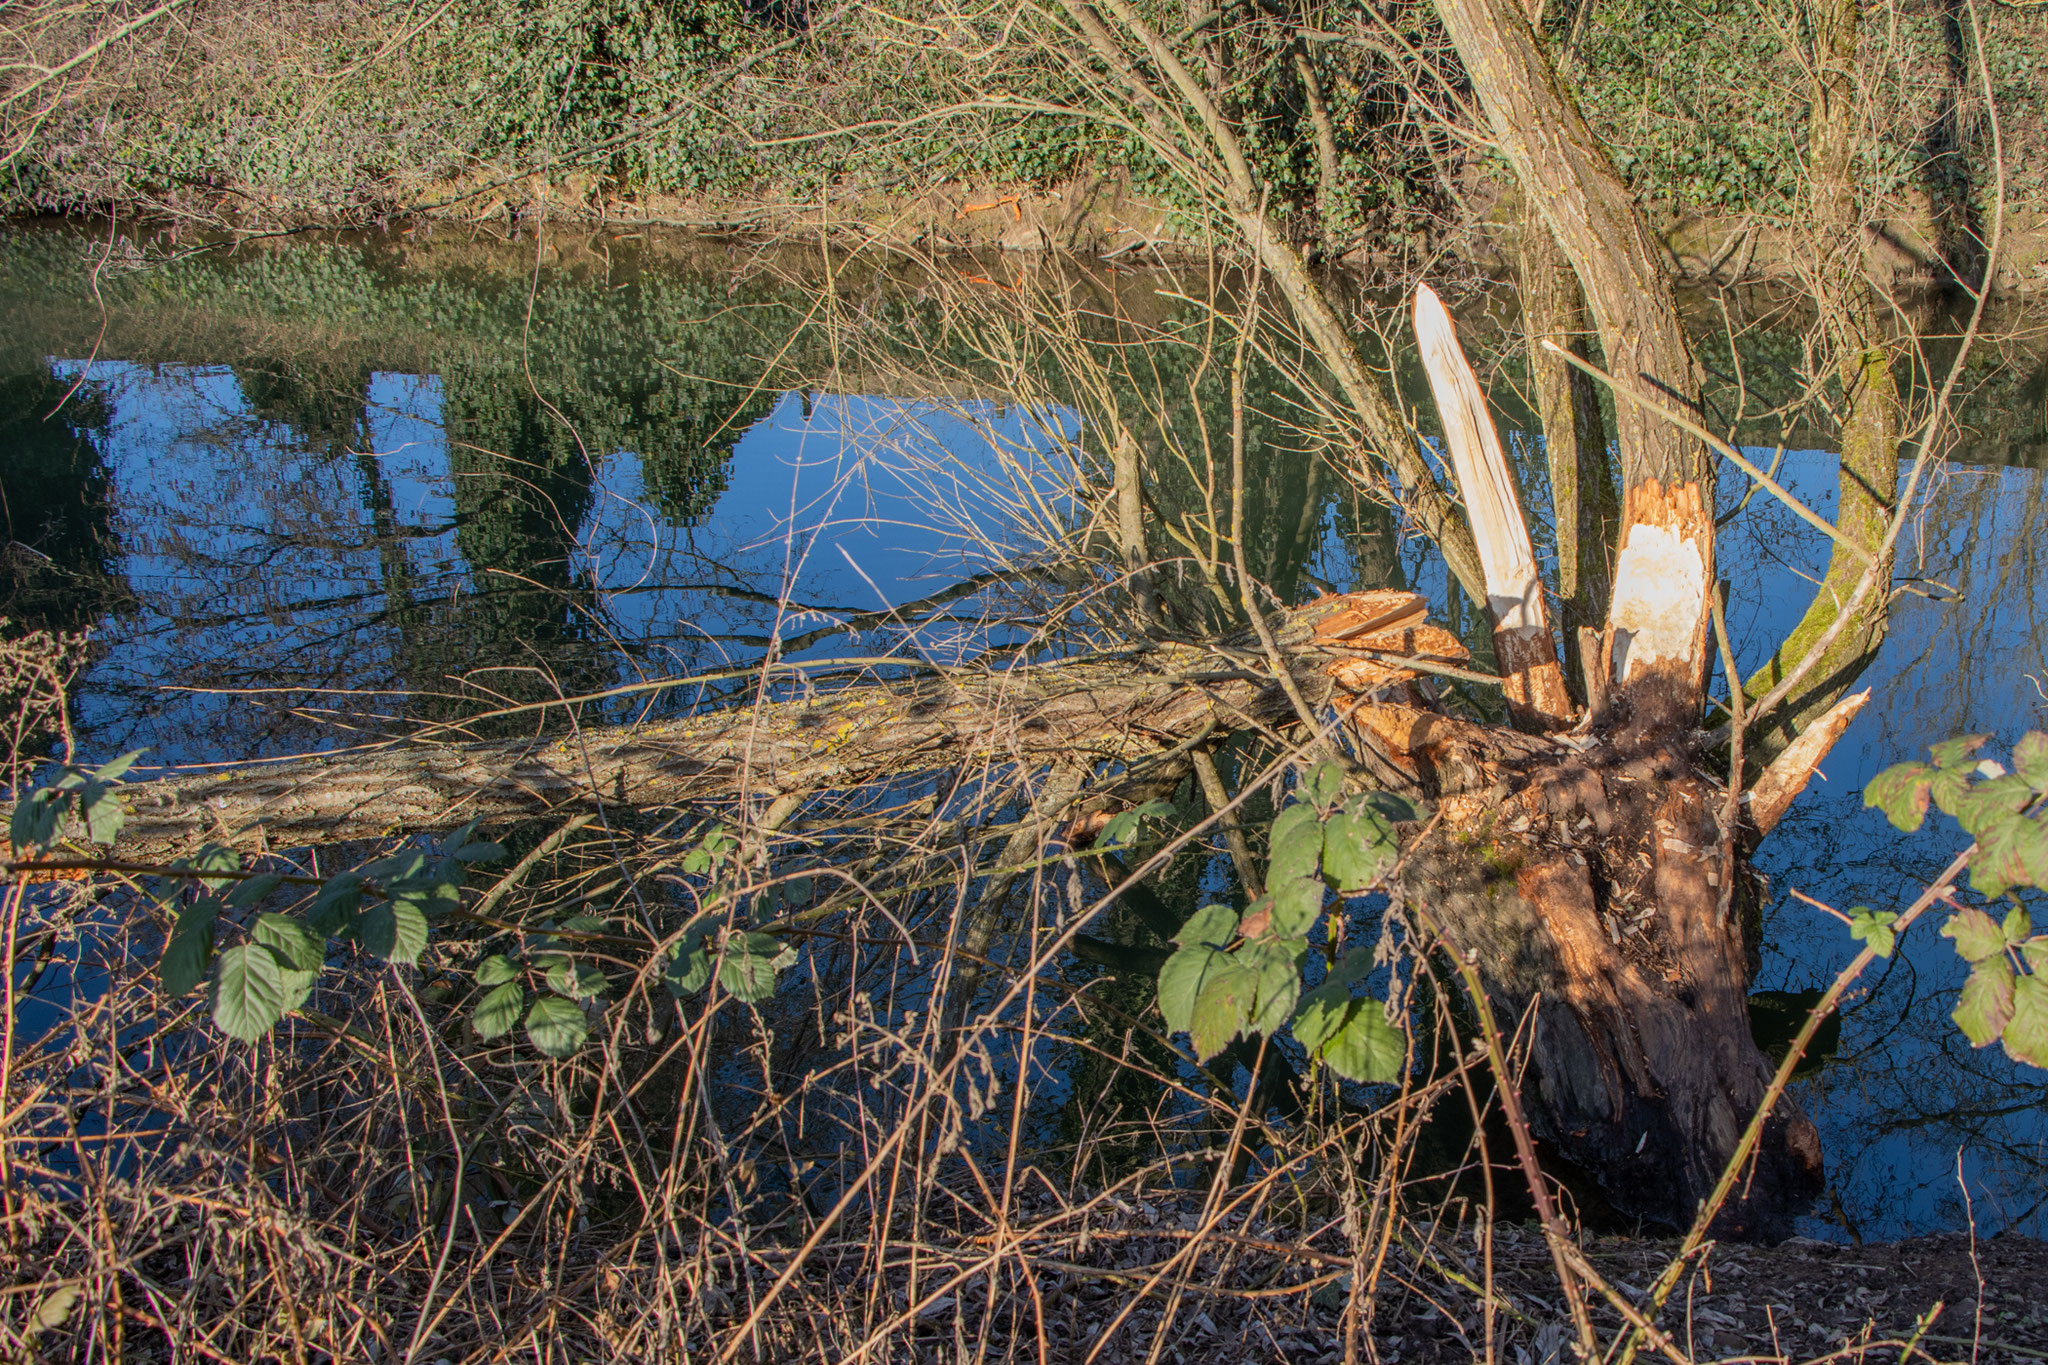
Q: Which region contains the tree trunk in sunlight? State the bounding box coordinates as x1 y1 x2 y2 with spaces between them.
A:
1413 0 1823 1238
1742 0 1900 768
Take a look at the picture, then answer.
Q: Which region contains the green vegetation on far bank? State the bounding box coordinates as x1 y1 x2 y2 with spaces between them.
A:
3 0 2044 269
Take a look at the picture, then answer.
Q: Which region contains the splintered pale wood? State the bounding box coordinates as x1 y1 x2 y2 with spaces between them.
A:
1607 477 1714 730
1746 688 1869 835
1413 284 1572 729
1310 589 1429 642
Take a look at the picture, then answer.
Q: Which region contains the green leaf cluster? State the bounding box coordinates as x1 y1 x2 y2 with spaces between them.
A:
468 912 614 1058
658 821 799 1007
1867 733 2048 1070
1942 906 2048 1069
1151 764 1411 1084
8 750 144 854
1865 734 2048 899
152 821 503 1044
463 819 798 1058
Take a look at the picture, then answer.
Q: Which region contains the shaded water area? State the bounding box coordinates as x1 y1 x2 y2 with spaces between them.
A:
4 221 2047 1243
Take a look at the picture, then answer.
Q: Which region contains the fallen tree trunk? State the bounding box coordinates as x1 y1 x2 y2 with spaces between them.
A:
54 595 1470 861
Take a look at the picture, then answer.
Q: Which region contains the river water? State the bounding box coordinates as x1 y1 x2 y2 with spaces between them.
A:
3 222 2044 1242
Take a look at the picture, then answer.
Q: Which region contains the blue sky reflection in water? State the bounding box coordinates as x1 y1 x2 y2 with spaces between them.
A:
8 263 2048 1243
51 360 1076 763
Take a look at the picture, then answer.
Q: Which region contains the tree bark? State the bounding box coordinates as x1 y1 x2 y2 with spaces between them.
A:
1518 204 1616 685
1516 0 1613 693
1743 0 1898 765
1293 41 1345 257
61 595 1466 862
1432 0 1711 731
1112 424 1163 627
1354 699 1827 1239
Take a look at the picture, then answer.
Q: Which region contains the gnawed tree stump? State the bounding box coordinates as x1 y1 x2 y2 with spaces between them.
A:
1315 250 1824 1236
1349 694 1826 1240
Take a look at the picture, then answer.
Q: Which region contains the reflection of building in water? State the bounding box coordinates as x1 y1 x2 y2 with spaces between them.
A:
0 367 127 633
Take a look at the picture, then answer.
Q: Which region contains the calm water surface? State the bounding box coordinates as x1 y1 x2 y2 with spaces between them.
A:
3 224 2045 1241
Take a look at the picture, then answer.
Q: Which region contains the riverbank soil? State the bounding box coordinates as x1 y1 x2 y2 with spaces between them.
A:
743 1204 2048 1364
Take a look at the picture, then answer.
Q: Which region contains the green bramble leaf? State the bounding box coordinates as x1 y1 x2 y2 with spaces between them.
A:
1292 986 1349 1053
1291 950 1376 1052
1097 799 1172 852
1268 804 1325 884
305 874 363 937
388 862 462 920
718 931 796 1004
1158 942 1230 1035
1243 936 1305 1037
1928 767 1972 820
1322 807 1395 892
1954 955 2016 1048
476 954 519 987
91 750 146 784
79 779 127 846
211 943 288 1042
2002 975 2048 1070
253 914 323 972
2006 907 2035 944
664 929 715 997
473 981 526 1039
1848 906 1898 959
1865 761 1936 833
276 964 319 1016
1942 907 2008 964
1186 958 1256 1062
1173 903 1239 949
189 844 242 892
2013 732 2048 792
356 900 429 965
1973 813 2048 899
9 751 145 853
160 896 221 997
224 873 284 910
1267 875 1325 938
1357 791 1423 824
1317 1000 1405 1084
10 787 63 853
547 960 608 1000
524 995 589 1058
1309 760 1346 808
453 837 506 863
1948 774 2034 841
1930 736 1990 770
